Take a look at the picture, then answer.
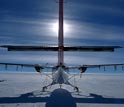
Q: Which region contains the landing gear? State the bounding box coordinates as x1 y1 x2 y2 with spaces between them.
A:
42 83 53 92
42 83 63 92
42 83 79 93
42 86 47 92
74 86 79 92
60 84 62 88
66 82 79 93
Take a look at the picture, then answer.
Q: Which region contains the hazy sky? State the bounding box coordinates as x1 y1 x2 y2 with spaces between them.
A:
0 0 124 72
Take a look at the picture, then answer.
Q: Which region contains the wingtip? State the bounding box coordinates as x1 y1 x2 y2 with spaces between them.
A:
112 46 124 48
117 46 124 48
0 45 8 47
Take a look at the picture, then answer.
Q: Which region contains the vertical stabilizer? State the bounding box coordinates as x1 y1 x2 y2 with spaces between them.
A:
58 0 64 65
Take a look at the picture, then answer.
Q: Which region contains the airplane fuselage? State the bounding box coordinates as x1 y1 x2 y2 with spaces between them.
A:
52 66 69 85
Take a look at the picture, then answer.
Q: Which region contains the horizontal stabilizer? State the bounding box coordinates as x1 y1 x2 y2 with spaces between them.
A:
0 45 58 51
64 46 122 52
0 45 122 52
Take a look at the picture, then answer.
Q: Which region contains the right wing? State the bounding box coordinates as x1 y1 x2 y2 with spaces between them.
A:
67 63 124 77
68 63 124 71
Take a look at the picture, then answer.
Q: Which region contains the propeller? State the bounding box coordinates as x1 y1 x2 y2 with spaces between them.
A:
34 64 43 73
79 66 87 78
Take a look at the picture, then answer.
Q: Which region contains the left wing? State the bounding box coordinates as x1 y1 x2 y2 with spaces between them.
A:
0 63 34 67
0 63 54 72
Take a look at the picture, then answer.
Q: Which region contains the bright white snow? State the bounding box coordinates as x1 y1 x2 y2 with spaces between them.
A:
0 72 124 107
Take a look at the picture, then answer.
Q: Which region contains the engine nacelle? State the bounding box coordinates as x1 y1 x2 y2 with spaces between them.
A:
34 64 42 73
79 67 87 73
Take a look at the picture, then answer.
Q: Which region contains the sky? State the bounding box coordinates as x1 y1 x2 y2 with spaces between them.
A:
0 0 124 72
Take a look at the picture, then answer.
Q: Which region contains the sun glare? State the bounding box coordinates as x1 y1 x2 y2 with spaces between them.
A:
51 22 70 35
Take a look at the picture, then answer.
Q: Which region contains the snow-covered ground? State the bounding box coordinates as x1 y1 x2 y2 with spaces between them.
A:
0 72 124 107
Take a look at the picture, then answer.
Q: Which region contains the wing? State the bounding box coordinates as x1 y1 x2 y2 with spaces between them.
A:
68 63 124 70
0 45 122 52
0 63 54 72
67 63 124 76
81 63 124 68
0 63 34 67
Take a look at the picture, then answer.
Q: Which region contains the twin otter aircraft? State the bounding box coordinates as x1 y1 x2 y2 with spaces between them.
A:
0 0 124 92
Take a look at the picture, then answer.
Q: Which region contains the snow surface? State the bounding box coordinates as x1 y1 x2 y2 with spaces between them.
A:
0 72 124 107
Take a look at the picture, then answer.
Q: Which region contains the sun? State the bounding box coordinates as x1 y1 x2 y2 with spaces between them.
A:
52 22 58 33
51 22 70 34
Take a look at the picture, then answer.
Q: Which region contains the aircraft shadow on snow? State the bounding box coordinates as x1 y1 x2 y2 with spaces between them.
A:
0 89 124 107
